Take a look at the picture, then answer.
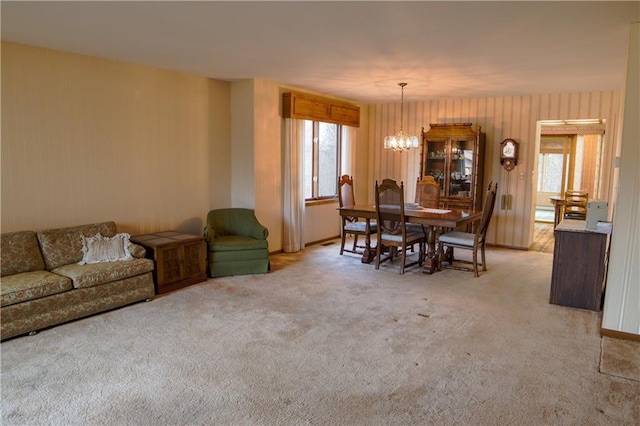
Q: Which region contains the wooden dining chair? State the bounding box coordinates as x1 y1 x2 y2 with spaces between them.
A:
563 190 588 221
413 176 442 251
374 179 426 274
438 182 498 277
338 174 376 255
415 176 441 208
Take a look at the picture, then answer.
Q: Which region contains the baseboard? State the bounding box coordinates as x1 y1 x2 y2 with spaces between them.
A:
306 235 341 247
600 328 640 342
268 235 341 255
487 243 528 251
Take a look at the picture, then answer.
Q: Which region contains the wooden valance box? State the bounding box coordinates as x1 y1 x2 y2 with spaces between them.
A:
282 91 360 127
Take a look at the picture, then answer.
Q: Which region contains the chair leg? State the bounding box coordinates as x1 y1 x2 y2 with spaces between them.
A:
375 243 381 269
472 247 479 277
400 246 406 275
481 243 487 272
352 234 358 252
340 230 346 255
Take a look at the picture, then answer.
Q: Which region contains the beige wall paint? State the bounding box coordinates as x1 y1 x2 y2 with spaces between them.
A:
252 79 284 251
1 42 225 236
208 79 232 210
368 92 621 249
230 80 255 210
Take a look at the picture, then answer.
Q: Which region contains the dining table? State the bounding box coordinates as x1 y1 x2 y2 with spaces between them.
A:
337 204 482 274
549 195 565 227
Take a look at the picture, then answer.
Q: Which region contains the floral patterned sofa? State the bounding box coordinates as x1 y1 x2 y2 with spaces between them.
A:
0 222 155 340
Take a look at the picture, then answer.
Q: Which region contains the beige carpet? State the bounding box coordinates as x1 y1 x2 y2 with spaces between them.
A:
600 336 640 382
1 240 639 425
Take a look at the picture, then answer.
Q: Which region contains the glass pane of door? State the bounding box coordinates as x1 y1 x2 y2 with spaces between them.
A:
425 139 446 195
450 139 474 197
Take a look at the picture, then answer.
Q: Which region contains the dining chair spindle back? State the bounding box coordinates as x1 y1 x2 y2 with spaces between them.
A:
374 179 426 274
563 190 589 221
415 176 441 208
338 175 376 255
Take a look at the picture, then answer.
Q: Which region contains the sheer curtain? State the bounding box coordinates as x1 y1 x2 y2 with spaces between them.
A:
341 125 357 176
283 118 305 252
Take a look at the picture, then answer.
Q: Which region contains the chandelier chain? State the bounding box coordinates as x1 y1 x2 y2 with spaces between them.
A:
383 82 418 152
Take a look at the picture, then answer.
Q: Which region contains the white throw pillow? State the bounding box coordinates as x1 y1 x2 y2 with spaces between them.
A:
78 233 133 265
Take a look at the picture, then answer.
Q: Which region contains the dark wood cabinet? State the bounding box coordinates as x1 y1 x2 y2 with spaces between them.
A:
131 231 207 294
550 220 608 311
420 123 485 211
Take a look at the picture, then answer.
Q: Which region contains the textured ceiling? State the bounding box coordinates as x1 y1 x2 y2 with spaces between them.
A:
1 1 637 103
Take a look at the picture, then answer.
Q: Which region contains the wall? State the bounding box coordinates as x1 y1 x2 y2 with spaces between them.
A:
0 42 229 236
368 93 621 249
0 43 360 252
247 81 369 249
251 79 284 250
602 22 640 336
219 78 371 250
208 80 232 210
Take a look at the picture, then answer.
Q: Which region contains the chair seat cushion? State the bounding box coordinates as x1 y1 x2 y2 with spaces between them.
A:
439 231 475 247
344 221 377 232
405 224 424 233
380 230 424 243
209 235 268 251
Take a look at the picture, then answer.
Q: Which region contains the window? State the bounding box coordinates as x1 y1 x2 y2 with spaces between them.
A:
304 121 341 201
537 152 564 193
537 133 603 196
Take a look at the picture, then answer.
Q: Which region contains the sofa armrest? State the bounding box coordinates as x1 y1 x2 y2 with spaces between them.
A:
128 243 147 259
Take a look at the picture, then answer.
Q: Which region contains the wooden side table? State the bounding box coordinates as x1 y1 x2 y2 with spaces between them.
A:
131 231 207 294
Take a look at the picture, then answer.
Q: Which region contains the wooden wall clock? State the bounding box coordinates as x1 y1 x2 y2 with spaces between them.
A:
500 138 519 171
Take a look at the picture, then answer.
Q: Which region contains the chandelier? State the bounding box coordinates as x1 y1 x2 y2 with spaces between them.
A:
383 82 419 152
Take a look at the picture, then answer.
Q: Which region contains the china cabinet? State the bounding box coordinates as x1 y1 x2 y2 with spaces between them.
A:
420 123 486 210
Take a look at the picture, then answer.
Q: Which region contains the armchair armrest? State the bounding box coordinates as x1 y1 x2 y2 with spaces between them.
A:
243 220 269 240
203 224 217 243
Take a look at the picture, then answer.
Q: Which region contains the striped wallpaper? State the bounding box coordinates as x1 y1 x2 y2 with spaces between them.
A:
367 91 622 249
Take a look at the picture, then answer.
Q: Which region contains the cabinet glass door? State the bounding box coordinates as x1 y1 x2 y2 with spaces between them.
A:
449 138 475 198
424 139 447 195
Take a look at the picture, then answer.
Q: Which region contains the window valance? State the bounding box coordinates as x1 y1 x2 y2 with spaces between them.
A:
541 121 605 135
282 92 360 127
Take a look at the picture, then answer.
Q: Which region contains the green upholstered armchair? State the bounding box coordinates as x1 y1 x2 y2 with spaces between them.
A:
204 208 269 277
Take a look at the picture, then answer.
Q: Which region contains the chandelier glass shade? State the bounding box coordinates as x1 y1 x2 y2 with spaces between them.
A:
384 130 419 151
384 82 419 152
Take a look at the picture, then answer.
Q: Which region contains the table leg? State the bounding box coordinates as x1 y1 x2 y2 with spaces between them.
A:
361 218 376 264
422 225 438 274
552 200 564 227
435 227 446 271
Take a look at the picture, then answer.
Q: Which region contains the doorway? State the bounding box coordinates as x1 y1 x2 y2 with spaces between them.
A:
531 120 606 253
